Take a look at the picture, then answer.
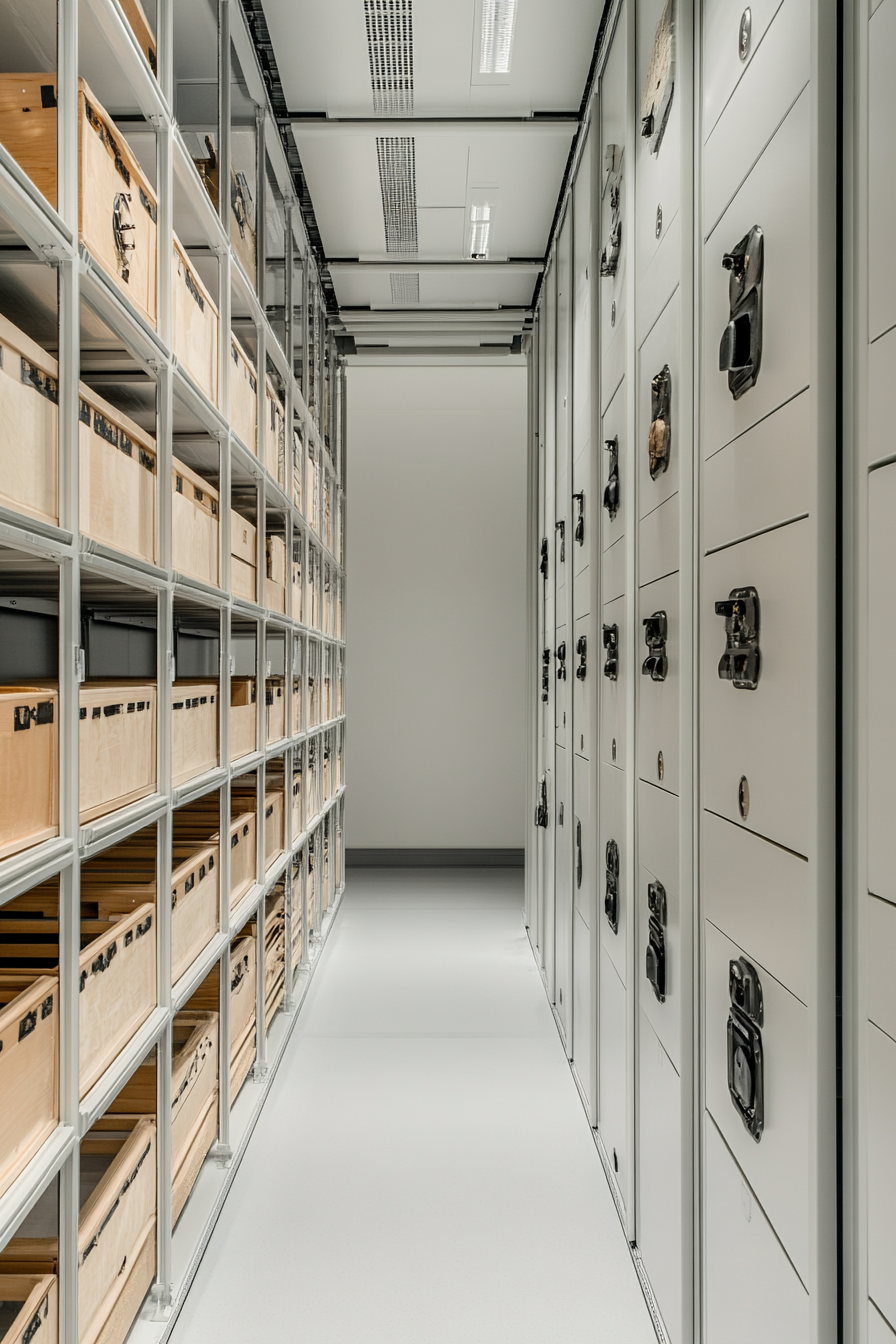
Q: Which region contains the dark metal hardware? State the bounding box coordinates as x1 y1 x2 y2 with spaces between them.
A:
642 611 668 682
535 776 548 829
646 879 667 1003
603 437 619 519
605 838 619 933
555 519 566 563
648 366 672 480
728 956 764 1141
573 491 585 545
542 648 551 703
602 624 618 681
600 144 623 277
540 537 549 580
640 0 675 155
719 225 764 399
576 636 587 681
555 642 567 681
112 191 136 282
715 586 761 689
576 819 583 889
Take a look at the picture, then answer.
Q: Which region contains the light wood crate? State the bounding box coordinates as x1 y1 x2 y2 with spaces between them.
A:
291 756 303 840
230 337 257 452
0 687 58 863
79 902 156 1097
291 536 302 621
226 812 256 909
292 678 302 735
230 509 257 603
79 683 156 824
229 172 256 286
171 680 218 788
171 457 219 588
0 78 158 326
230 678 257 761
188 938 256 1101
119 0 157 75
304 440 318 528
172 237 218 406
264 535 286 613
264 378 285 485
265 678 285 745
0 1273 57 1344
263 791 284 872
171 802 255 910
0 975 58 1203
240 890 284 1031
0 313 58 526
79 385 157 565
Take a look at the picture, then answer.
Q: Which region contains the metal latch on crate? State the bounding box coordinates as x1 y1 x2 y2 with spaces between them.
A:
646 880 667 1003
112 191 136 282
602 624 618 681
648 366 672 480
13 701 54 730
575 636 587 681
728 956 765 1142
642 611 668 682
719 225 764 400
604 838 619 933
603 437 620 519
715 586 761 689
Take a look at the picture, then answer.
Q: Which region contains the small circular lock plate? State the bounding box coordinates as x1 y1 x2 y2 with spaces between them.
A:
738 775 750 819
657 751 664 781
611 300 616 327
655 204 663 238
739 7 752 60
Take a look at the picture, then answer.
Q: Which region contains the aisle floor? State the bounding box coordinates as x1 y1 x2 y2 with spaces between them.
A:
169 868 657 1343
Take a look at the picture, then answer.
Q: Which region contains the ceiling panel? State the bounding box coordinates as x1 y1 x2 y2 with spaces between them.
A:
330 264 538 310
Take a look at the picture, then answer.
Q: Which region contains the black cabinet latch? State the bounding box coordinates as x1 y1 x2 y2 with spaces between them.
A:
715 586 761 689
573 491 585 545
602 624 618 681
541 648 551 703
555 642 567 681
728 956 764 1142
555 519 566 563
575 636 587 681
600 143 623 277
605 838 619 933
648 366 672 480
540 537 549 580
535 777 548 829
576 819 583 890
642 611 668 681
603 437 619 519
719 225 764 400
646 880 667 1003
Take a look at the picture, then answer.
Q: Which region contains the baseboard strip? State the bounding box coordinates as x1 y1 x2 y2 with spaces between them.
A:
345 848 525 868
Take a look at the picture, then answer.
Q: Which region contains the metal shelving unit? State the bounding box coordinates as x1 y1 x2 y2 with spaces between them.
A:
0 1 346 1340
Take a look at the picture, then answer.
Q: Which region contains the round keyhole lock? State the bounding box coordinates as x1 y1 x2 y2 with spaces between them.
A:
612 738 617 762
611 300 616 327
657 750 665 782
655 204 663 238
739 7 752 60
738 775 750 819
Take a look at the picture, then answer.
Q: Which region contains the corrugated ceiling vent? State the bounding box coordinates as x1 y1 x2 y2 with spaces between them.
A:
376 136 418 253
364 0 414 116
390 272 420 304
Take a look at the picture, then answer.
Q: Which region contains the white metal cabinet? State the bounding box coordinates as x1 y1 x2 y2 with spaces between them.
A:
600 759 628 984
867 326 896 469
573 905 593 1106
871 1303 896 1344
555 743 573 1043
638 288 681 516
638 780 681 1069
702 517 812 856
573 612 591 759
868 894 896 1042
602 534 626 603
599 944 629 1206
705 920 810 1283
867 463 896 901
636 0 682 296
704 1117 810 1344
574 753 593 926
601 379 626 554
703 0 790 137
572 448 591 582
554 620 569 751
601 593 625 770
868 1022 896 1331
599 16 629 415
639 491 679 587
868 0 896 342
638 1011 683 1344
638 570 680 796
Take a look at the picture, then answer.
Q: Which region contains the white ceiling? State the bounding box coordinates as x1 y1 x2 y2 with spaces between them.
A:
260 0 605 350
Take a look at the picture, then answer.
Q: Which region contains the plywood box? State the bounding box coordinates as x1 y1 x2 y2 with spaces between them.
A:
171 680 218 787
0 77 158 326
230 510 257 603
173 237 218 406
0 1273 58 1344
264 536 286 613
79 682 156 824
291 755 303 839
292 677 302 735
241 890 285 1031
79 386 157 565
0 975 58 1202
264 378 285 486
304 439 318 529
169 1013 218 1222
291 429 302 511
263 791 284 872
265 678 285 745
291 536 303 622
230 677 256 761
170 843 218 983
0 686 58 863
79 901 156 1097
0 313 58 527
120 0 157 75
188 938 255 1100
230 338 257 453
172 457 218 587
227 812 256 909
230 171 256 288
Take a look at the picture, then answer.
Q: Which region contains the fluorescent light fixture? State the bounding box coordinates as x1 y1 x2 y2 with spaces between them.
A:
479 0 517 75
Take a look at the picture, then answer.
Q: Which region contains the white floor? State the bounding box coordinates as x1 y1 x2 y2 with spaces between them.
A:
168 868 657 1344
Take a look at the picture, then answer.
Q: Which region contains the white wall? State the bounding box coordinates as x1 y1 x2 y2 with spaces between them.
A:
345 362 528 850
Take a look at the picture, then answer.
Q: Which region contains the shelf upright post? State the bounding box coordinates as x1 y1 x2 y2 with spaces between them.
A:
153 578 174 1316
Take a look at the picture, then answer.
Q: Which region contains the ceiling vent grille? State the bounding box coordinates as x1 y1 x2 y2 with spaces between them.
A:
376 136 418 253
390 272 420 305
364 0 414 116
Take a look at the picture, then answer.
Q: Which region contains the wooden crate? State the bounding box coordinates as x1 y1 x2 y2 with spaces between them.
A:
291 536 303 622
173 237 218 406
171 457 219 588
229 172 256 286
230 677 256 761
291 755 303 840
79 386 157 565
230 510 257 603
0 1273 58 1344
0 313 58 527
264 379 285 485
291 429 302 511
0 78 158 326
188 938 255 1101
264 536 286 613
292 677 303 735
304 439 318 528
171 681 218 787
227 812 256 909
120 0 157 75
263 791 284 872
265 678 285 745
230 338 257 453
240 890 284 1031
79 683 156 824
171 843 218 983
0 975 58 1203
79 902 156 1097
0 687 58 863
